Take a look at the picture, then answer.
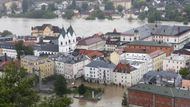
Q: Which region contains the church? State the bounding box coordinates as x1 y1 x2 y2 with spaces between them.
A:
58 25 77 53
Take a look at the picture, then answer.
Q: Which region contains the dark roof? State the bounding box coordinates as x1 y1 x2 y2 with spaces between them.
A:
173 49 190 55
129 84 190 99
128 41 172 47
86 57 116 69
152 25 190 36
123 24 190 39
43 36 59 40
67 25 74 36
33 43 58 52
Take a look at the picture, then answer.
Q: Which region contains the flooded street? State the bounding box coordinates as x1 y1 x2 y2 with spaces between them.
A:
70 81 126 107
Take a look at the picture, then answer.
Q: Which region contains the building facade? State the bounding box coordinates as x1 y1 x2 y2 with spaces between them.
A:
53 53 90 79
163 54 190 73
31 24 62 37
58 26 77 53
21 55 55 79
84 58 116 84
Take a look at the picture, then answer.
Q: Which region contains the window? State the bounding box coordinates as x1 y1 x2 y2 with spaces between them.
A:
69 40 71 43
61 42 63 45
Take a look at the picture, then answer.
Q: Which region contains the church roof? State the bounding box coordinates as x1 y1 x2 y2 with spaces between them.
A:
67 25 74 36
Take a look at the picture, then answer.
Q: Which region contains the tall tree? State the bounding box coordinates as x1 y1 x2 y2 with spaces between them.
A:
117 5 124 13
122 92 128 106
15 40 34 59
54 75 68 96
0 63 39 107
78 84 86 95
179 68 189 78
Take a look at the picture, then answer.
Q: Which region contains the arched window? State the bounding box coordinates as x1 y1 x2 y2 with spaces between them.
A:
69 40 71 43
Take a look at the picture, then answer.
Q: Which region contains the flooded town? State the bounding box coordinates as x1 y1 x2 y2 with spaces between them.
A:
1 0 190 107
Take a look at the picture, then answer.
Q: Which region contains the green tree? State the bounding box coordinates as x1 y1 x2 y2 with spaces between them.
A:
122 92 128 106
179 68 189 78
54 75 68 96
82 3 88 11
105 1 115 10
132 0 146 9
0 30 13 37
138 12 146 21
147 8 161 23
63 10 74 19
78 84 86 95
25 10 57 19
117 5 124 13
48 4 57 11
0 63 39 107
184 4 190 21
37 96 72 107
15 41 34 59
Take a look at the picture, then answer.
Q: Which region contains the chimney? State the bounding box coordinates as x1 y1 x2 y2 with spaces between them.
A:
4 53 7 62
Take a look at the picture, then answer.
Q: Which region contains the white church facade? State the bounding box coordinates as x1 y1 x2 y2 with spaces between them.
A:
58 26 77 53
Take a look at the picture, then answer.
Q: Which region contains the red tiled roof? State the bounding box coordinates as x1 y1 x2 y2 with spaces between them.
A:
113 63 136 73
79 49 104 59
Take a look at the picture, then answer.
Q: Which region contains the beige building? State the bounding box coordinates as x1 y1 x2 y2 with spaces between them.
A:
149 50 166 71
21 55 55 79
109 49 123 65
31 24 62 37
111 0 132 10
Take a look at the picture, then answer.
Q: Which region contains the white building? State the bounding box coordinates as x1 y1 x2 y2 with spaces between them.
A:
163 54 190 73
53 53 90 79
0 42 17 58
84 58 116 84
112 60 149 87
120 52 153 71
121 24 190 50
58 26 77 53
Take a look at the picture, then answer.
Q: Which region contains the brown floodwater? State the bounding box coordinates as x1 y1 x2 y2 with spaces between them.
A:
70 81 126 107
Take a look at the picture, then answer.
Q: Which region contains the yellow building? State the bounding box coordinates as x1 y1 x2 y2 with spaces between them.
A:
149 50 166 71
31 24 62 37
112 0 132 10
21 55 54 79
109 49 123 65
